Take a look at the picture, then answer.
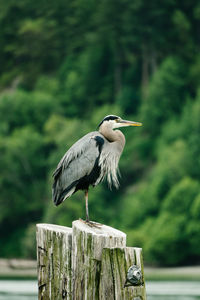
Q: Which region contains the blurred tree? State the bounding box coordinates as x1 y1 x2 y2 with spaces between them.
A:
0 90 56 134
144 212 188 266
0 126 47 256
140 56 188 137
0 0 200 265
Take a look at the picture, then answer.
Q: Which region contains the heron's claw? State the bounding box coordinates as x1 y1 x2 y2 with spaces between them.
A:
79 218 102 228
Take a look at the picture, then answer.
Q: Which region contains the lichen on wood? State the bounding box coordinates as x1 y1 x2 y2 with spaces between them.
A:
36 221 146 300
72 220 126 299
99 247 146 300
37 224 72 299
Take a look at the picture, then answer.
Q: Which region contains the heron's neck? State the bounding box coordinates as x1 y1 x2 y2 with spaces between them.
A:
99 124 125 147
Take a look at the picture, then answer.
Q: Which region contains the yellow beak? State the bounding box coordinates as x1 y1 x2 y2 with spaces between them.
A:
120 120 143 126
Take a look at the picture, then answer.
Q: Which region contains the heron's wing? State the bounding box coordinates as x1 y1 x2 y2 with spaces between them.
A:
53 132 100 178
52 132 105 205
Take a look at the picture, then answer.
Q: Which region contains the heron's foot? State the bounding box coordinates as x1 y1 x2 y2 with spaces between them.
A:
79 218 102 228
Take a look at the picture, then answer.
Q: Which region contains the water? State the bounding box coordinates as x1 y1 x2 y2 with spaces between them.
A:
0 280 37 300
0 280 199 299
147 281 200 300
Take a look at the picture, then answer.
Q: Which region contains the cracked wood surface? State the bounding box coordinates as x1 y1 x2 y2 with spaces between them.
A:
36 221 146 300
72 220 126 300
37 224 72 299
99 247 146 300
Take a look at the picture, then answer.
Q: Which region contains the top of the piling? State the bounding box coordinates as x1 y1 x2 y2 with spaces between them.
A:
36 223 72 234
72 220 126 239
36 221 126 240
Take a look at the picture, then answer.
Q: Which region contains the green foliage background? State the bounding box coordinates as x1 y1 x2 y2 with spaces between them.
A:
0 0 200 266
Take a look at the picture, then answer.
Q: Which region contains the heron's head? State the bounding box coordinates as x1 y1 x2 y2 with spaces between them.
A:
98 115 142 129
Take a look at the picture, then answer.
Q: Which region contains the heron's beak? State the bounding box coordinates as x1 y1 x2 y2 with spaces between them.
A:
119 120 142 127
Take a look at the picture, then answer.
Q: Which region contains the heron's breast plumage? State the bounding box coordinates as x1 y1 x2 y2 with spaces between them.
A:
97 140 124 189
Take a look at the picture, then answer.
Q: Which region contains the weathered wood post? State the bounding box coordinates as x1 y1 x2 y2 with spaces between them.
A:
36 221 146 300
37 224 72 299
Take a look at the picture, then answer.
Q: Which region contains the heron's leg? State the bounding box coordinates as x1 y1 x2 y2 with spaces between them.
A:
80 189 101 227
85 189 89 222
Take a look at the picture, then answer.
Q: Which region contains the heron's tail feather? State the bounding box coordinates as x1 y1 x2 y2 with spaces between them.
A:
52 180 77 206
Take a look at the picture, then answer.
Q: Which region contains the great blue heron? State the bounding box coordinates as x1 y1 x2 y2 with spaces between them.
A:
52 115 142 223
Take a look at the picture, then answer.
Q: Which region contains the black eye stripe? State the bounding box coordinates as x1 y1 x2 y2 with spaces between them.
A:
103 115 119 121
98 115 120 127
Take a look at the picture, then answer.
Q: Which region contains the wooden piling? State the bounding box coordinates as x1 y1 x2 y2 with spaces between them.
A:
37 224 72 299
36 221 146 300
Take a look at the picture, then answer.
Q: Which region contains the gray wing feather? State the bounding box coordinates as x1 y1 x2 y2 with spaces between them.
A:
53 132 101 205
